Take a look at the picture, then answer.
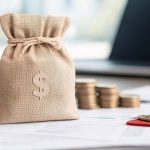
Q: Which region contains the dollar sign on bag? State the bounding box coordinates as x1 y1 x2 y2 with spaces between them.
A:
32 70 49 100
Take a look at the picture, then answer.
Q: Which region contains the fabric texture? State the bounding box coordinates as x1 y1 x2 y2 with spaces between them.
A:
0 13 79 124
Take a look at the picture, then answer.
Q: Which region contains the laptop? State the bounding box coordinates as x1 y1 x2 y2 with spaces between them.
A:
75 0 150 77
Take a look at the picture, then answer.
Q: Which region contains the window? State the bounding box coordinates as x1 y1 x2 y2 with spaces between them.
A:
0 0 127 59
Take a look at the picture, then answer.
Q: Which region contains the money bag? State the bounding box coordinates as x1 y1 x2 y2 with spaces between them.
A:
0 13 79 124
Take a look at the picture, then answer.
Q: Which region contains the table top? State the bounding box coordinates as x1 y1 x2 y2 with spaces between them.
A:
0 74 150 150
0 103 150 150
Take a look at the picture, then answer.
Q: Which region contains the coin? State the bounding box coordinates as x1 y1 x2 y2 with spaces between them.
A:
76 87 96 95
76 78 99 109
77 94 96 99
99 94 119 101
96 84 119 95
121 101 140 106
97 84 119 108
76 79 141 109
78 97 98 106
100 103 118 108
120 94 139 99
98 94 119 108
119 94 140 107
137 115 150 122
76 78 96 88
100 100 118 108
78 99 97 104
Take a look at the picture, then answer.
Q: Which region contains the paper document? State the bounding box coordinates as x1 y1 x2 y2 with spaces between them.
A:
122 86 150 102
0 104 150 150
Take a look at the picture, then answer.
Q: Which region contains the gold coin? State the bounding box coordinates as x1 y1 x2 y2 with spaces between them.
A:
78 99 98 105
100 100 118 107
77 94 96 99
120 94 139 100
100 100 118 104
99 94 119 101
121 100 140 104
100 103 118 108
79 103 98 107
78 97 97 101
138 115 150 122
96 84 119 94
78 94 98 106
78 101 98 106
119 94 140 107
76 87 96 95
76 78 96 88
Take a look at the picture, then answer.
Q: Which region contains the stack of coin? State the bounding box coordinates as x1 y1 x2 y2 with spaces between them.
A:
119 94 140 107
76 78 99 109
97 84 119 108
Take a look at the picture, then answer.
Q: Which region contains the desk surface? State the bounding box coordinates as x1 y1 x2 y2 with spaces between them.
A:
0 103 150 150
0 74 150 150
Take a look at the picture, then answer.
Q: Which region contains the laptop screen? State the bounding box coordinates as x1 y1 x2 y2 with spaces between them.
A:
110 0 150 63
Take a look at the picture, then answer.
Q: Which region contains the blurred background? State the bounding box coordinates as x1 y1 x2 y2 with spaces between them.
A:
0 0 127 59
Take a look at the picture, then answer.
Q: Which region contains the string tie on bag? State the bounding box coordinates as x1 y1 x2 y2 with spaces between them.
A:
7 37 63 51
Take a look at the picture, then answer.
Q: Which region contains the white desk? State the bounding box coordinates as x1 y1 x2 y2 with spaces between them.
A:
0 75 150 150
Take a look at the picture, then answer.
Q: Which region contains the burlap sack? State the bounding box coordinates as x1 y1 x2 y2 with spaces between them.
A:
0 13 79 124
